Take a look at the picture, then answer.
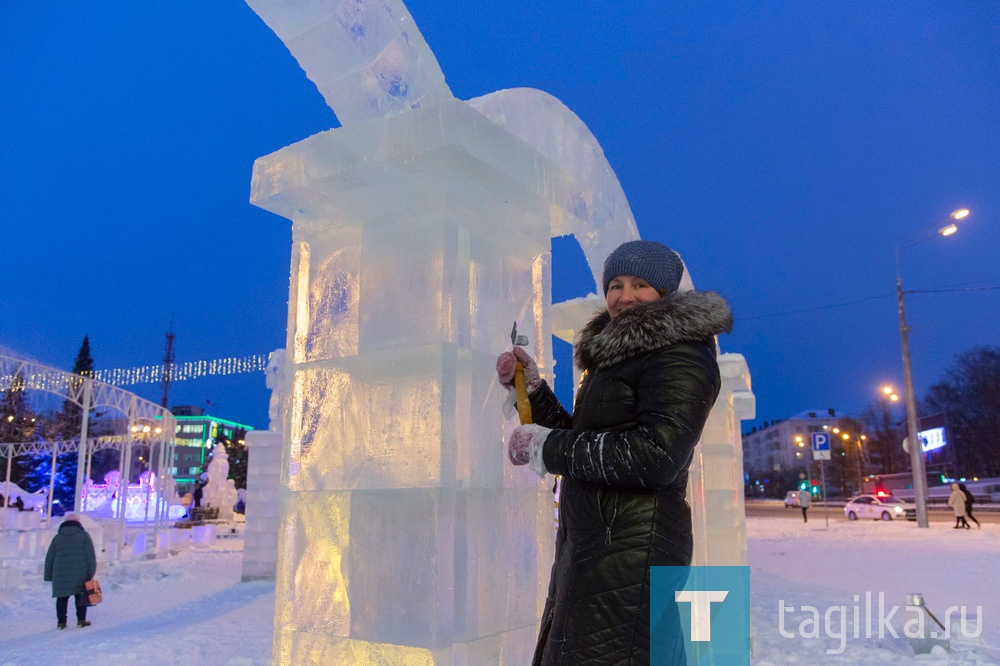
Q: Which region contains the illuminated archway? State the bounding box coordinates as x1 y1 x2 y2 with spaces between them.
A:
0 354 176 554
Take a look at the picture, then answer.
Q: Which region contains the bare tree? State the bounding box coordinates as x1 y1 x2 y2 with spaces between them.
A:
924 346 1000 478
860 400 904 474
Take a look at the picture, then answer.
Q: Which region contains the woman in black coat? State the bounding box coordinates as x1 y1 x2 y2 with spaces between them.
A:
44 515 97 629
959 483 980 529
498 240 732 665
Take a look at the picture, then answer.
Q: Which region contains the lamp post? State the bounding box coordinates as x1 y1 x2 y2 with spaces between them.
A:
129 422 161 478
876 385 901 472
895 208 970 529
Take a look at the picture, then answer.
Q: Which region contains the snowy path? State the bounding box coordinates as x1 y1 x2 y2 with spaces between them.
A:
0 544 274 665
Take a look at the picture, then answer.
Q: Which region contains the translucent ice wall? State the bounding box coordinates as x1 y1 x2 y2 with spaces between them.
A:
689 353 755 567
241 430 283 581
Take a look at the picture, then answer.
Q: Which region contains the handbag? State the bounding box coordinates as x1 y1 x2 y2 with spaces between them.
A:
84 578 102 606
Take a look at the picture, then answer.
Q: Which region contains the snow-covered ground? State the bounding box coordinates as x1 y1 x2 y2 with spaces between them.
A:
0 536 274 665
1 517 997 664
749 516 998 664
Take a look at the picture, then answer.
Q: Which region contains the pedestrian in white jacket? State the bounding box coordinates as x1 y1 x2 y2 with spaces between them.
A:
799 490 811 523
947 483 970 529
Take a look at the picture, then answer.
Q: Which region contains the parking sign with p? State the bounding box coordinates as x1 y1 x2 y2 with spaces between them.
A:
811 432 831 460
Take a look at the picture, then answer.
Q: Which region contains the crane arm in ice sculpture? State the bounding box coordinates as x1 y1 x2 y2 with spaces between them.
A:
245 0 453 127
468 88 641 293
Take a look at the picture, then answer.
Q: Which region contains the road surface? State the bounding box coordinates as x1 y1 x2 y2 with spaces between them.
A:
745 500 999 525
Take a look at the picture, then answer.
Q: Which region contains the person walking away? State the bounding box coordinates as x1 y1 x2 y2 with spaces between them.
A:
799 490 810 523
947 483 970 529
43 514 97 629
497 240 732 665
959 483 980 529
193 476 205 508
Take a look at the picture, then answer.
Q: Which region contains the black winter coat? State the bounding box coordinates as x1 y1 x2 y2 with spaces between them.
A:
44 520 97 599
529 290 732 665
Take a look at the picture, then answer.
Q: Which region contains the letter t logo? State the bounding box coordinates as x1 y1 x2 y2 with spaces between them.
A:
675 590 729 641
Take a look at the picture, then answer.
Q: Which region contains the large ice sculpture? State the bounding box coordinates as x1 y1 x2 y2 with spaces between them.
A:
246 0 752 661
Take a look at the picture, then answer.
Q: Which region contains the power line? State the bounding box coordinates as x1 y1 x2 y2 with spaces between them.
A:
740 294 894 322
740 286 999 323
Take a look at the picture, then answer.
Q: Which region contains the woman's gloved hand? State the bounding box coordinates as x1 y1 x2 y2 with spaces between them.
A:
507 424 551 477
496 347 542 393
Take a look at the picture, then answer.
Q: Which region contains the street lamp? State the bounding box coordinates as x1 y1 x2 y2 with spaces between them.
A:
895 207 971 528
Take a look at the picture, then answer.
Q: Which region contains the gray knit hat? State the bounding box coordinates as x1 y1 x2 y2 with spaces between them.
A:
602 240 684 295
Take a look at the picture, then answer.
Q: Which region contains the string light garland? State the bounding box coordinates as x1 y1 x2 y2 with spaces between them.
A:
1 353 273 390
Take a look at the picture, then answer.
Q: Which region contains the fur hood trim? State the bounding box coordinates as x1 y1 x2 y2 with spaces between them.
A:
574 291 733 371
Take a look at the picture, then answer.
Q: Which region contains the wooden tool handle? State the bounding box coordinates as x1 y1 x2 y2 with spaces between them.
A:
513 361 533 425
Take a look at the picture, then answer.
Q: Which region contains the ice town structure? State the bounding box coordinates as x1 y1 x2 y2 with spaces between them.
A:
242 0 755 662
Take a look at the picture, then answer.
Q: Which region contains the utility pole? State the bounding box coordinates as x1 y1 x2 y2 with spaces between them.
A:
160 324 175 410
893 207 970 528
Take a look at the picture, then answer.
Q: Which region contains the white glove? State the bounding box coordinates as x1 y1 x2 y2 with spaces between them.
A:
508 424 551 477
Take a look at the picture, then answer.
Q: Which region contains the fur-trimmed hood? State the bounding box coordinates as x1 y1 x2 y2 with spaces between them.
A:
574 290 733 371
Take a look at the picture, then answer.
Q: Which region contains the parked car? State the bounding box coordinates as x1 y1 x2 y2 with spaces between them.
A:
784 491 804 508
844 494 916 521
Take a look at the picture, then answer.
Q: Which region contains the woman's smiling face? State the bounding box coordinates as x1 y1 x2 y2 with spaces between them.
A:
606 275 662 318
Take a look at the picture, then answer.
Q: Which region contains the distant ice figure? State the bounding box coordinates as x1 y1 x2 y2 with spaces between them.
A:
203 444 237 520
265 348 287 431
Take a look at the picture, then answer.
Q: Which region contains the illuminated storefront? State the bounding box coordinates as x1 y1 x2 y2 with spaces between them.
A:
170 405 253 483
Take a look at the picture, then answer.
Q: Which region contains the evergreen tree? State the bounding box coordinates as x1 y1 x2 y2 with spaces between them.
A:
1 370 40 490
72 336 94 376
0 370 37 443
52 336 94 439
38 336 96 510
20 451 78 507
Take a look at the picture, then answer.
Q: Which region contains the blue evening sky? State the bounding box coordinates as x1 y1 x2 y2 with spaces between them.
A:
2 2 997 430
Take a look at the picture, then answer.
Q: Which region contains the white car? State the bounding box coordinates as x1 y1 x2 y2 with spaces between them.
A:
844 494 916 521
784 491 804 508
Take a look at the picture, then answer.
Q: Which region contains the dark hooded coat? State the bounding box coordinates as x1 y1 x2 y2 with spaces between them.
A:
528 290 732 665
44 519 97 599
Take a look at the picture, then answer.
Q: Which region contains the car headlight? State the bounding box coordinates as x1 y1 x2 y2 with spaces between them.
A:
894 506 903 513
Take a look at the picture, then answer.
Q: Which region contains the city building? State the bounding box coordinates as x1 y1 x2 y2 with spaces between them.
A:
743 409 847 496
170 405 254 483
